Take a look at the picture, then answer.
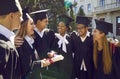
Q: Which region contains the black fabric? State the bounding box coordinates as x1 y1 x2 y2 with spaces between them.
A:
112 47 120 79
70 31 94 79
0 34 21 79
94 50 113 79
22 7 29 23
33 29 55 59
0 0 20 15
17 39 35 76
76 16 92 27
33 29 56 79
17 39 41 79
95 19 113 34
52 34 73 79
31 9 49 24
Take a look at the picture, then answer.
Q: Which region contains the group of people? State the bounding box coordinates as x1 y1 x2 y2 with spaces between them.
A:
0 0 120 79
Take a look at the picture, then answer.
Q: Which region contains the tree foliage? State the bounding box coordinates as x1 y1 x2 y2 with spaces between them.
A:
20 0 66 32
77 6 85 16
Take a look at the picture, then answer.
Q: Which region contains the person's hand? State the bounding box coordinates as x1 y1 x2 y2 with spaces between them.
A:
47 51 57 58
41 59 51 67
14 36 24 48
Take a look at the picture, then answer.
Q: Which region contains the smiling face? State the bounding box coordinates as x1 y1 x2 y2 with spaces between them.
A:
57 22 67 35
93 29 105 41
77 24 88 37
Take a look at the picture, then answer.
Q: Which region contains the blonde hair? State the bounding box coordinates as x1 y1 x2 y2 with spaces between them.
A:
93 35 112 74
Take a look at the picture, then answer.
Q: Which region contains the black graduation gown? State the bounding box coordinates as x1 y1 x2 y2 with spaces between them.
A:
52 34 73 79
0 34 21 79
17 39 41 79
33 29 56 79
112 46 120 79
94 50 113 79
70 32 94 79
33 29 55 59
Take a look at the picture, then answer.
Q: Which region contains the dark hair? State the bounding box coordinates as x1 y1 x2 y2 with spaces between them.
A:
34 13 47 24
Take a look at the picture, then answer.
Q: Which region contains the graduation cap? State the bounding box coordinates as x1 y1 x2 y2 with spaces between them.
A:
0 0 22 15
57 14 74 28
95 19 113 35
30 9 49 24
21 7 33 23
76 16 92 27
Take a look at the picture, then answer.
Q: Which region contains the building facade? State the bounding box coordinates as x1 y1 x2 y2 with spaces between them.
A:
71 0 120 39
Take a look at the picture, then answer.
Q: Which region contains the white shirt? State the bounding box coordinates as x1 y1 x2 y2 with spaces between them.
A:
0 25 15 45
55 33 69 53
34 27 49 38
24 35 34 49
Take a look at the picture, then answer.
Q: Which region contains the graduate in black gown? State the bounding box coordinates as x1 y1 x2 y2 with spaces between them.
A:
71 16 94 79
93 20 114 79
30 9 55 59
112 44 120 79
52 14 74 79
30 9 56 79
0 0 23 79
16 8 51 79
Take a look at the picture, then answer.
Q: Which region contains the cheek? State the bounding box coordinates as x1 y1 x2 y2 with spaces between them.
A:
78 30 83 34
27 27 33 34
41 22 46 27
94 33 100 39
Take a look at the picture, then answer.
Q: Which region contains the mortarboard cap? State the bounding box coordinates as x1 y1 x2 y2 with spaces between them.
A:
95 19 113 35
30 9 49 24
0 0 22 15
76 16 92 27
22 7 33 23
57 14 74 28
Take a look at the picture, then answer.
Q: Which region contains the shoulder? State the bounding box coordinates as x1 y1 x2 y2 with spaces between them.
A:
47 29 54 34
44 28 55 35
0 34 9 41
70 31 78 38
89 33 93 39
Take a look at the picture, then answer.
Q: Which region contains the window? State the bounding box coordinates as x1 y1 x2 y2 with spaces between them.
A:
87 4 91 12
116 16 120 35
99 0 105 7
81 5 84 10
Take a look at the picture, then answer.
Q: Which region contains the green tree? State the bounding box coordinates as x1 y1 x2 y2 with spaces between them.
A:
20 0 66 32
77 6 85 16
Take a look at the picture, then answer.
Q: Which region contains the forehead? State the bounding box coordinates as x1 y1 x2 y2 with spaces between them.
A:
42 18 48 21
94 29 101 32
77 24 86 27
59 22 65 25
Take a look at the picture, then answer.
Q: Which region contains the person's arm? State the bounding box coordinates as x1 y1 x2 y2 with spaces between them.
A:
33 53 64 68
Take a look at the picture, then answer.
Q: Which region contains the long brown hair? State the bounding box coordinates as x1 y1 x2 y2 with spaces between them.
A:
93 35 112 74
16 20 28 38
